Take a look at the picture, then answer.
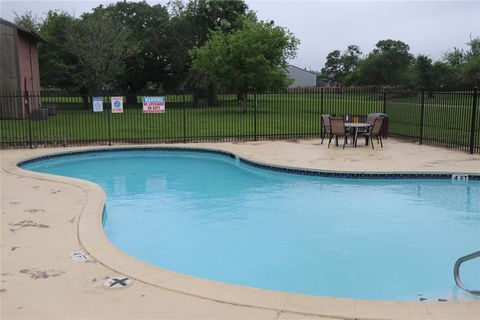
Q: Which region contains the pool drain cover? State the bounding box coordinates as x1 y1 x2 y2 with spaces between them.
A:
104 277 132 288
70 251 89 261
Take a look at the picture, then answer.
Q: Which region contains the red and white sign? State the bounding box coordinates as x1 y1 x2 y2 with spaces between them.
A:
143 96 165 113
111 97 123 113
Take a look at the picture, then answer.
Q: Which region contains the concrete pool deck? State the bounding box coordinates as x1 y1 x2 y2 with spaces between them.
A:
1 139 479 320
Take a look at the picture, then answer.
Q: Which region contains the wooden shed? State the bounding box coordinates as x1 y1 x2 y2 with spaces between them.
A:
0 18 46 118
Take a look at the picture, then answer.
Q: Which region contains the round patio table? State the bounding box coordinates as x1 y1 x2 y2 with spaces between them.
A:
344 122 370 147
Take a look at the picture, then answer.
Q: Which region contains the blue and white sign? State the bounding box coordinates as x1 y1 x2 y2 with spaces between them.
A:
92 97 103 112
111 96 123 113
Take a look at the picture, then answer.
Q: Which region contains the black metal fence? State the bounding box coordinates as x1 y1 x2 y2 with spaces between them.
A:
0 88 479 154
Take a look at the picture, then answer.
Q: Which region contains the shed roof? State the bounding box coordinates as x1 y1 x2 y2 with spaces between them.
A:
0 18 47 43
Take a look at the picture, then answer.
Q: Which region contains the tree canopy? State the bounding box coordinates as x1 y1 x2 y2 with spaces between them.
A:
166 0 253 90
190 19 299 93
64 13 140 93
321 37 480 89
321 45 361 87
90 1 171 91
14 11 41 31
14 0 278 93
13 1 480 92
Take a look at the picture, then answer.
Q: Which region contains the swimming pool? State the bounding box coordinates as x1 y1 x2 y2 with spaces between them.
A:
21 149 480 301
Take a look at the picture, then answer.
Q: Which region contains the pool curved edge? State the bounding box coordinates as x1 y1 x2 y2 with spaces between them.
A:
9 145 480 320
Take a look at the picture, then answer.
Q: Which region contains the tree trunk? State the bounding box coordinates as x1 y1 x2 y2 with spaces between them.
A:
335 84 342 94
237 93 247 112
193 93 199 107
82 95 90 109
126 94 138 106
79 86 91 109
207 85 216 107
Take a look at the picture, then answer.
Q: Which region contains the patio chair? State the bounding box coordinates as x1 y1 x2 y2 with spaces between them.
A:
358 113 378 143
328 117 353 149
366 113 378 127
360 117 384 149
320 114 331 144
366 113 389 138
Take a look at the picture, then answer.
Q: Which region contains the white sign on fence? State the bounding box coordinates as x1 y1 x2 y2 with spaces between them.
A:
143 96 165 113
111 96 123 113
92 97 103 112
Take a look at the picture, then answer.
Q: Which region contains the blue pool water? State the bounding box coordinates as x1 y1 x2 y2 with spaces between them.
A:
22 150 480 301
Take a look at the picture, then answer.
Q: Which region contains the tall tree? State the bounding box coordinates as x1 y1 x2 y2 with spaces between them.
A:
411 55 436 91
13 11 41 31
443 48 466 66
349 39 412 86
90 1 170 91
461 37 480 87
339 45 362 86
321 50 342 86
37 10 77 89
321 45 361 87
64 13 139 93
167 0 252 90
191 18 299 102
348 54 384 86
341 45 362 75
438 37 480 89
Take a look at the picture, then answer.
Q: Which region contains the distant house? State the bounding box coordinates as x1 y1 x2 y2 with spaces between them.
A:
287 65 317 88
0 18 46 118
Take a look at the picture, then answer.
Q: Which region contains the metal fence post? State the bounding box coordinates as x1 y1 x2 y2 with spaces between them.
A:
419 89 425 145
320 87 324 114
183 92 187 143
469 87 478 154
25 90 33 149
107 99 112 146
253 92 257 141
383 90 387 114
320 88 324 135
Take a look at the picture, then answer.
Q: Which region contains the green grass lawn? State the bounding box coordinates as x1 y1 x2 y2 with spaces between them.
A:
1 92 478 152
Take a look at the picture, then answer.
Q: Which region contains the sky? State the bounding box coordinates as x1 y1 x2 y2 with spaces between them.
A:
1 0 479 71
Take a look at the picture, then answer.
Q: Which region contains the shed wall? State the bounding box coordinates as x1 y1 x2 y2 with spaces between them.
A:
0 23 21 118
0 24 42 119
0 23 19 91
17 32 41 115
17 32 41 93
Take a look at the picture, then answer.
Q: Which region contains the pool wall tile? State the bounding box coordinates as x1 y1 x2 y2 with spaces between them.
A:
18 147 480 181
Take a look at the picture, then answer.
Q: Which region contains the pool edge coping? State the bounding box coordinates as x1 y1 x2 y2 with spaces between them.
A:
7 145 480 320
16 145 480 179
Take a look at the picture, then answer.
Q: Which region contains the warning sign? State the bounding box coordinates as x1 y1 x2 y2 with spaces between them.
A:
142 96 165 113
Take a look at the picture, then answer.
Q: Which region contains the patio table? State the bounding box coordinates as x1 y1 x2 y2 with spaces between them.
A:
344 123 370 147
